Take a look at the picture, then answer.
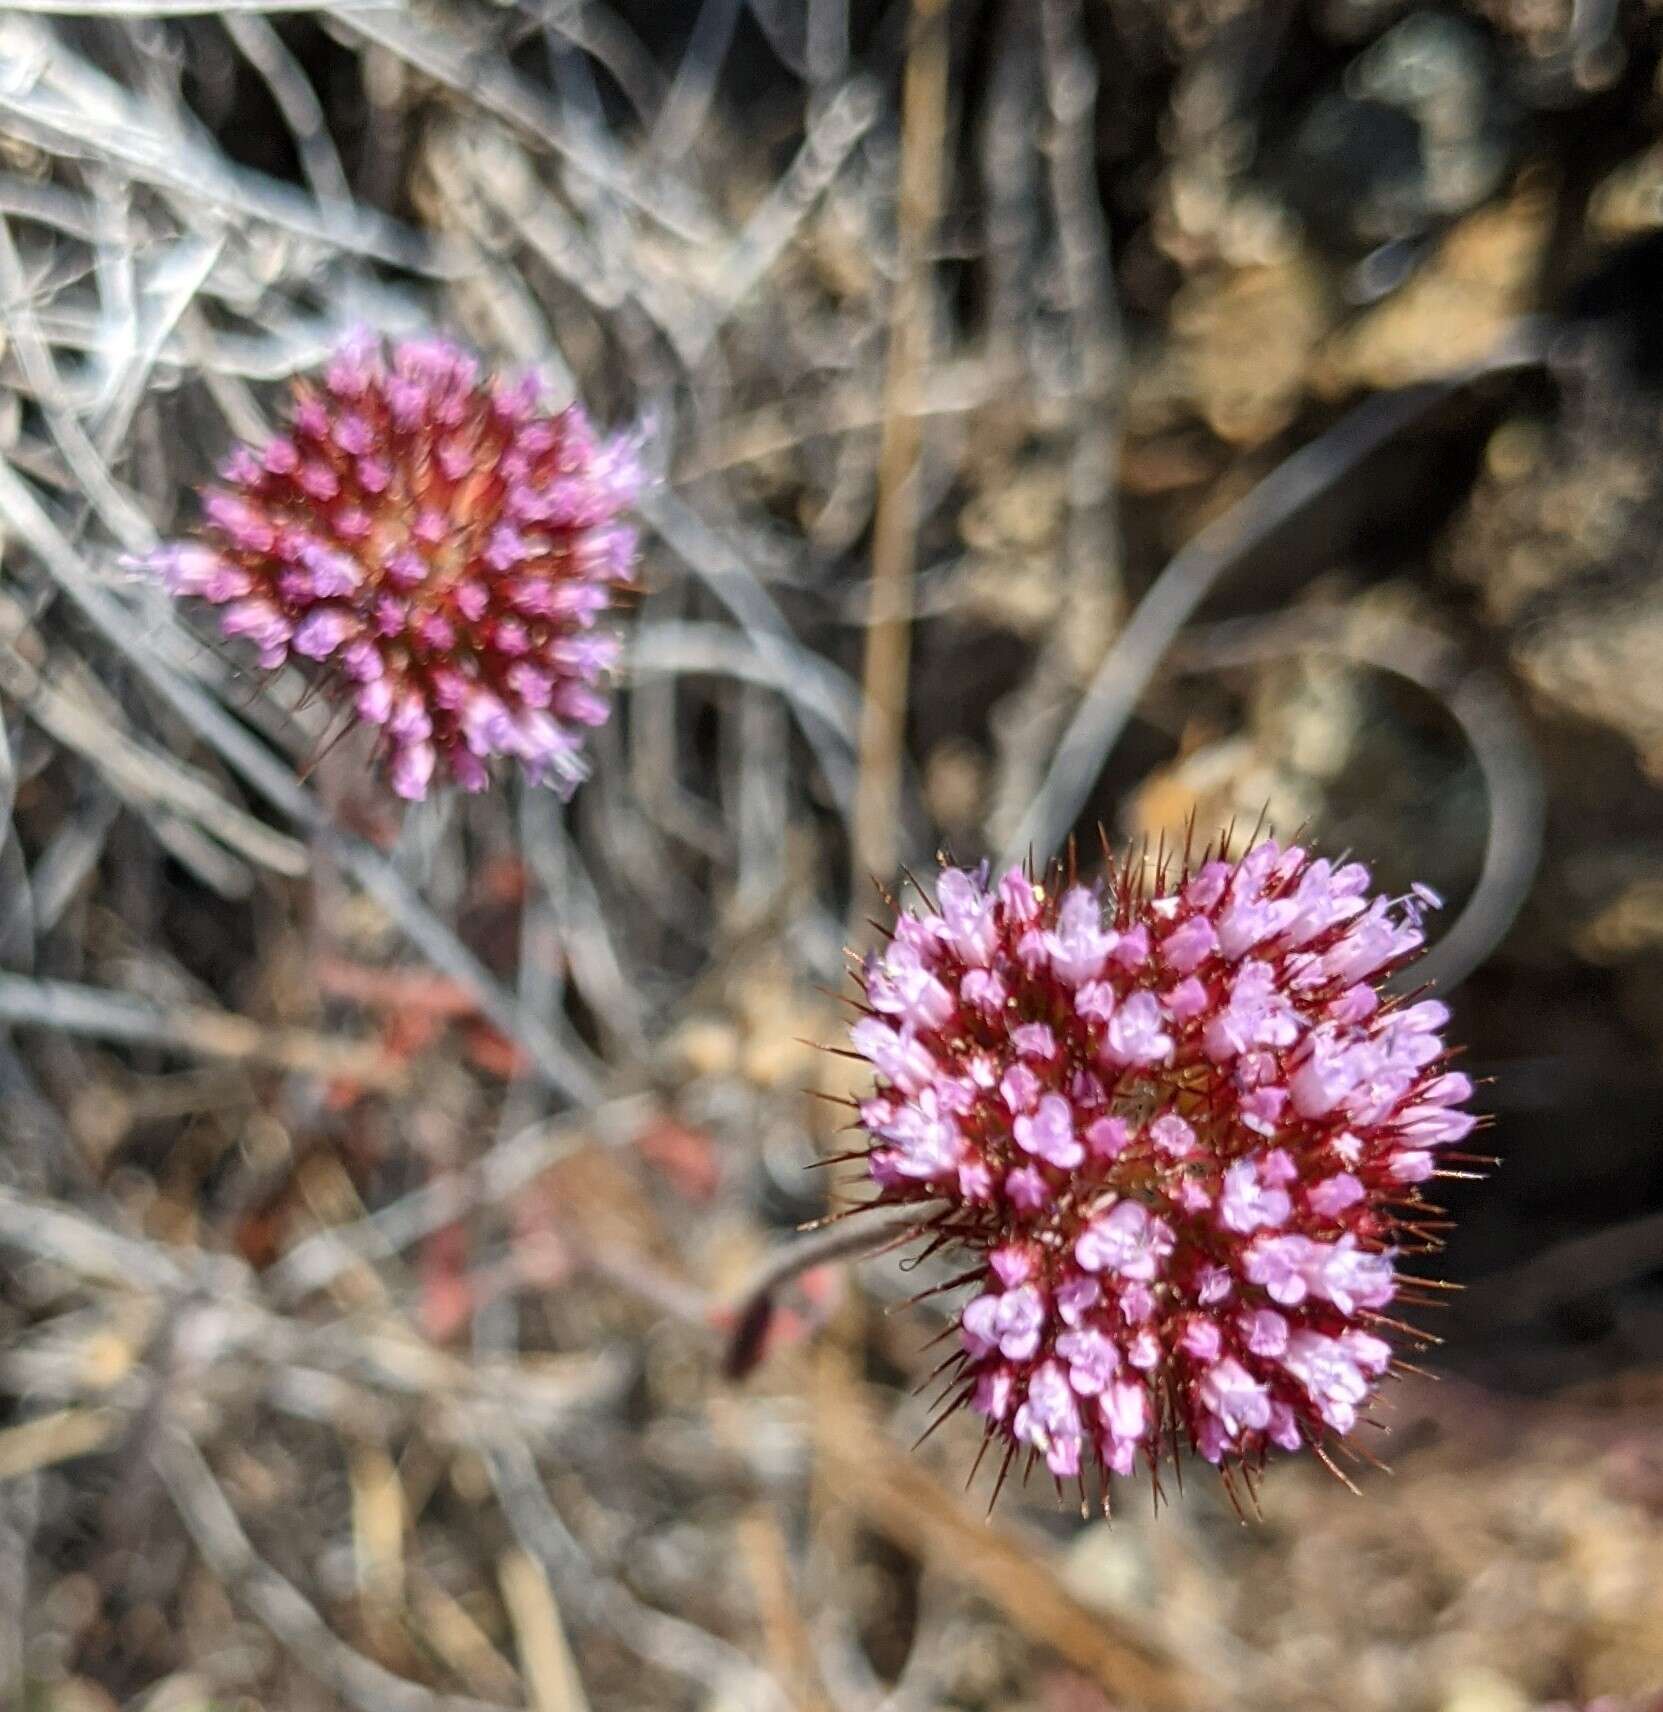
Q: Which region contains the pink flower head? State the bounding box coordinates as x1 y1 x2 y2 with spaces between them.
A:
142 332 641 799
848 839 1482 1507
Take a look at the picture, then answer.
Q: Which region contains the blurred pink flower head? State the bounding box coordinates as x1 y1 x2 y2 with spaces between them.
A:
850 837 1481 1506
145 332 642 799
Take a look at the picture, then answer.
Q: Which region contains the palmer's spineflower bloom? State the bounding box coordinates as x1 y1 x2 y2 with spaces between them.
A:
144 333 641 800
846 837 1481 1509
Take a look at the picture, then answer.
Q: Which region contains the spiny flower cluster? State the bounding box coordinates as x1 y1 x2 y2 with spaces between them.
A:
146 334 640 799
849 838 1478 1504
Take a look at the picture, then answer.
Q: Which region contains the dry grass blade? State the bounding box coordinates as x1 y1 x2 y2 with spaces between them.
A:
0 1406 122 1479
0 971 407 1086
0 654 33 976
266 1092 655 1302
693 72 882 356
0 1183 193 1291
985 0 1126 849
499 1547 593 1712
849 0 949 910
734 1507 831 1712
637 490 864 818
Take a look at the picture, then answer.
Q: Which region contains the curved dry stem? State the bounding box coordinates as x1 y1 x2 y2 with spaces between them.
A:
721 1201 934 1379
1000 326 1548 870
1171 610 1546 993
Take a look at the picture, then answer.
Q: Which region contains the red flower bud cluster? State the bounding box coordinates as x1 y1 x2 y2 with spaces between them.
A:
848 839 1478 1506
146 333 640 799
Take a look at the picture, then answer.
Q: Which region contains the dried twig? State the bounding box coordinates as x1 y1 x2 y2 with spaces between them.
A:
721 1202 930 1379
849 0 950 905
986 0 1126 850
499 1547 594 1712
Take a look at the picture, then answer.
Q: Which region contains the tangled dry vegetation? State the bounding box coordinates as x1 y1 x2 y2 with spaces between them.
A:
4 2 1663 1709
